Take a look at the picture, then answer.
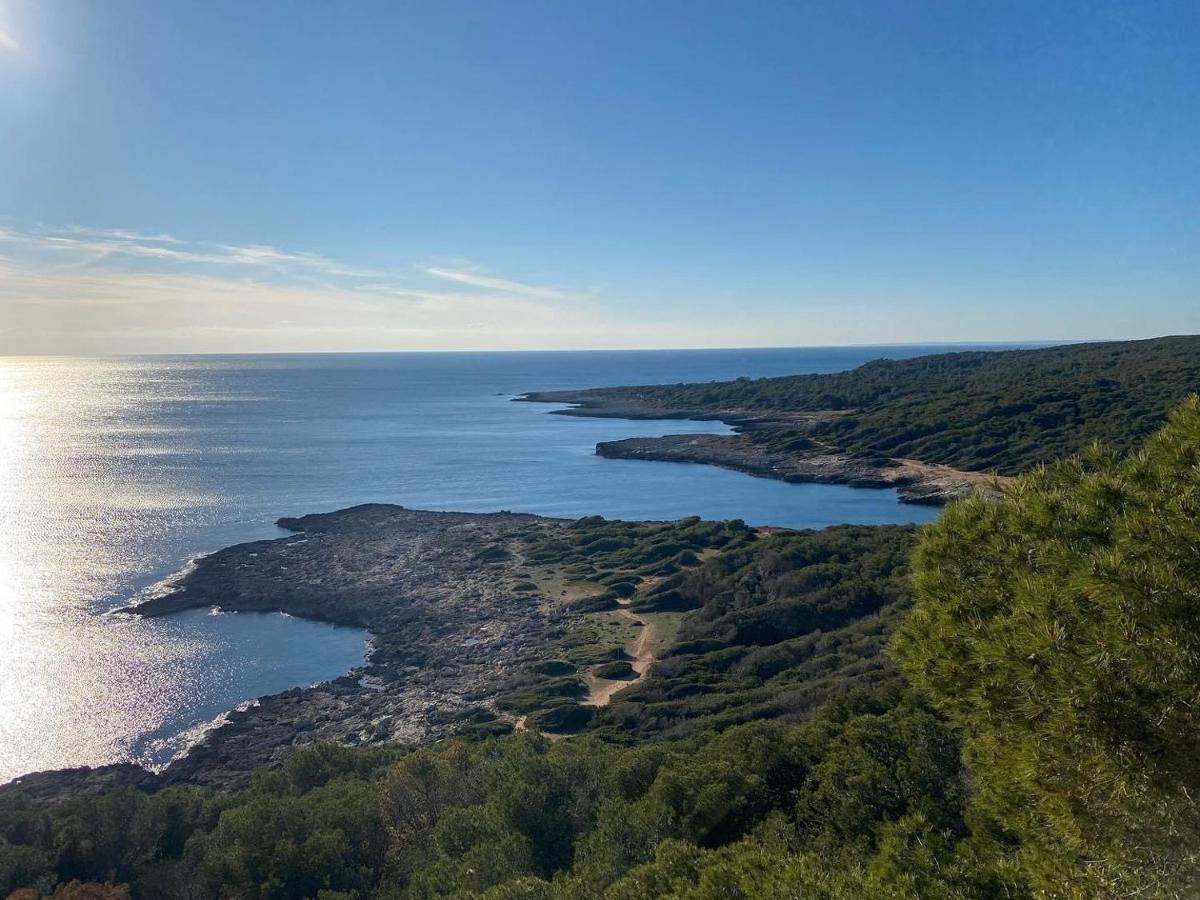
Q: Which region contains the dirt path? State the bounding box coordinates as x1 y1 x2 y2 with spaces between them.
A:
584 606 656 707
890 457 1012 487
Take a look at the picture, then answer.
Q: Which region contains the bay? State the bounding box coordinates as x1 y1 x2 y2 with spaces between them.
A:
0 346 996 782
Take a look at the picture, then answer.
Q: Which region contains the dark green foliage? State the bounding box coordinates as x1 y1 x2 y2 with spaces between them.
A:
607 581 638 598
497 677 589 715
626 588 692 612
199 776 385 898
893 396 1200 895
14 398 1200 898
790 701 966 854
503 521 917 739
561 592 619 613
595 526 916 740
592 661 637 681
0 745 403 899
530 660 575 677
520 517 753 575
527 704 596 734
447 709 514 741
2 702 980 900
572 335 1200 473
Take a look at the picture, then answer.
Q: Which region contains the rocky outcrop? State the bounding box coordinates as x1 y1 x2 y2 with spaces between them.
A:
0 764 160 803
520 391 1003 506
2 506 594 799
595 433 1000 505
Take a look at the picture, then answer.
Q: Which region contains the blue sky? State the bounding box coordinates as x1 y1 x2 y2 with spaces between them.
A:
0 1 1196 353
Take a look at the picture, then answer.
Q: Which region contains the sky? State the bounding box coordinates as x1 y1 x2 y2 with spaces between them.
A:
0 1 1197 354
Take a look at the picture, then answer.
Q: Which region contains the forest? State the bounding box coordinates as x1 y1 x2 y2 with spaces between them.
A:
558 335 1200 474
4 397 1200 899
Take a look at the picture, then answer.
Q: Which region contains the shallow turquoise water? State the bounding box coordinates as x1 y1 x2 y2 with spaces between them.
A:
0 346 992 781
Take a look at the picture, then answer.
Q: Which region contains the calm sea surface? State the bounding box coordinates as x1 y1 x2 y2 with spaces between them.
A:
0 347 996 782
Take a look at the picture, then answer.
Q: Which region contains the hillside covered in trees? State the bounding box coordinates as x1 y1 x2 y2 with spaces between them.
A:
5 398 1200 898
532 335 1200 475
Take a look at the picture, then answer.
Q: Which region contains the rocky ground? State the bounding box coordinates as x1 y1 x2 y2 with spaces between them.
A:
3 506 599 799
4 382 999 802
519 390 1005 505
596 433 1001 505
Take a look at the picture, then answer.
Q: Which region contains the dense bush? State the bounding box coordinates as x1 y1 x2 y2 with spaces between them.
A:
1 699 981 900
893 396 1200 896
9 396 1200 898
594 525 916 741
568 335 1200 473
520 517 753 574
0 745 402 899
592 661 637 681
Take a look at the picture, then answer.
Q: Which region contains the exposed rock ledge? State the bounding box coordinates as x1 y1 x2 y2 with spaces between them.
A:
519 391 1004 505
597 433 1002 506
1 506 592 801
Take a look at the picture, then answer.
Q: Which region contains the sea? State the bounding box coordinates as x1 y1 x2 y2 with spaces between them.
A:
0 346 1000 783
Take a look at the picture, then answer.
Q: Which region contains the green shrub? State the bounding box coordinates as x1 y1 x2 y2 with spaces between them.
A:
893 397 1200 895
593 661 637 681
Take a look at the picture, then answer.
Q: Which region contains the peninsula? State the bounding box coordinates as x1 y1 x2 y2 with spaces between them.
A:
5 392 1200 899
519 335 1200 504
4 504 911 800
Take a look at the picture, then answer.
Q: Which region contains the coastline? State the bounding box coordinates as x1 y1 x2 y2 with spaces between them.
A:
517 390 1006 505
1 506 635 799
0 379 997 801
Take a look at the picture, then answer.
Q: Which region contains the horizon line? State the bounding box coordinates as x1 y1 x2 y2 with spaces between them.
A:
0 336 1156 360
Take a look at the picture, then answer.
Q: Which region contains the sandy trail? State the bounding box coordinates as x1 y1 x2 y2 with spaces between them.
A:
584 606 656 707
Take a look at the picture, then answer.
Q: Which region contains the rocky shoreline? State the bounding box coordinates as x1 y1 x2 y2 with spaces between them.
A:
1 506 601 800
595 433 1000 505
3 384 998 802
519 390 1004 505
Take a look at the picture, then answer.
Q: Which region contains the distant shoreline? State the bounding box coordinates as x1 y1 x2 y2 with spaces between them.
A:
517 391 1001 505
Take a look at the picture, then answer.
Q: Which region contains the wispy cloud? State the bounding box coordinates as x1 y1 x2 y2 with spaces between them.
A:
0 220 806 353
0 222 637 353
422 265 582 301
61 226 183 244
1 224 597 303
12 225 385 281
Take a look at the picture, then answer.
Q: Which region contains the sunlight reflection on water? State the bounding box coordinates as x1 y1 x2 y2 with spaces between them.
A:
0 349 945 783
0 359 368 783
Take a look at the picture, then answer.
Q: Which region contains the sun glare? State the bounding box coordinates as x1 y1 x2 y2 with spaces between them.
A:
0 1 25 58
0 363 31 644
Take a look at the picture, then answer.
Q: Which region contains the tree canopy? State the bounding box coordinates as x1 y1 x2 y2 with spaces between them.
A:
7 397 1200 898
563 336 1200 474
893 395 1200 895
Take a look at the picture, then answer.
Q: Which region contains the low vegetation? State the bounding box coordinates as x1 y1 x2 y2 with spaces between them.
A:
499 517 914 738
5 396 1200 898
1 698 976 900
564 335 1200 474
592 524 915 742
